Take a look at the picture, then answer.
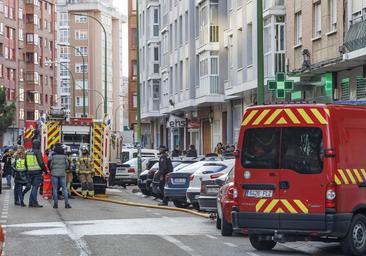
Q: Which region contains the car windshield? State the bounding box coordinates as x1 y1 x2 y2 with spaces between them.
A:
177 161 217 174
121 152 130 163
123 158 138 166
242 127 323 174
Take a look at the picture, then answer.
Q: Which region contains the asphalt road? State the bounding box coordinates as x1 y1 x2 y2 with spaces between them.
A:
0 185 345 256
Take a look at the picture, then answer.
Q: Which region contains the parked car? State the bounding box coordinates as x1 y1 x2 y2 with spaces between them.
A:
121 148 159 163
186 159 235 209
0 225 4 254
114 158 148 186
137 158 159 195
198 173 229 212
164 160 222 208
217 169 237 236
151 159 198 198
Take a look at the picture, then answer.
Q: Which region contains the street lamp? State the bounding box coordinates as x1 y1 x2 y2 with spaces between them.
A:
95 100 113 119
58 43 87 117
113 104 123 132
12 91 26 145
70 13 108 116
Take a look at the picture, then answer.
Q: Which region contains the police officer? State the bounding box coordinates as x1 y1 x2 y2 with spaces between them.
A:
77 146 94 198
157 145 173 206
12 146 29 207
25 139 47 208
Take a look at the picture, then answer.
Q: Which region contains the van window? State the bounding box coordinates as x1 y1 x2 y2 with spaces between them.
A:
121 152 130 163
242 127 323 174
242 128 281 169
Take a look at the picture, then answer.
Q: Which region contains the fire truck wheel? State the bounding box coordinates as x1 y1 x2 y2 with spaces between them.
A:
342 214 366 256
249 235 276 251
221 212 233 237
216 215 221 230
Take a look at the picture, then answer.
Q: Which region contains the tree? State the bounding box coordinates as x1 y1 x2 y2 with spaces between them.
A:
0 87 16 135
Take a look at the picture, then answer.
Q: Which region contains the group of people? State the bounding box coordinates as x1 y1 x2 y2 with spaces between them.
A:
171 144 198 158
2 140 95 209
214 143 236 156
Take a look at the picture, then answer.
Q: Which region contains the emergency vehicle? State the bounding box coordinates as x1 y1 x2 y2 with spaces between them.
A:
24 108 111 194
232 103 366 255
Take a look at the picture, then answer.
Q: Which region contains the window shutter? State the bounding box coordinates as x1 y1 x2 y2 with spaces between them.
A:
341 78 350 100
356 76 366 99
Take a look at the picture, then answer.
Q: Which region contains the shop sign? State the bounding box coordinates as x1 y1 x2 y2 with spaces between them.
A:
167 115 186 128
187 121 200 129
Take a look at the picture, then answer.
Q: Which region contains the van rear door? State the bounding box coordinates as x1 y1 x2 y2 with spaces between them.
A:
239 127 281 229
279 127 327 230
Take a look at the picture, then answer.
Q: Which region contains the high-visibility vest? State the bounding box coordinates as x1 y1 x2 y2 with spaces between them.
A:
78 156 91 173
26 153 41 171
15 159 26 172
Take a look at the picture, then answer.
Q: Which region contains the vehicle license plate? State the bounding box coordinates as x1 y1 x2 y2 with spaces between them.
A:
116 168 127 174
207 187 219 194
246 190 273 198
174 178 186 183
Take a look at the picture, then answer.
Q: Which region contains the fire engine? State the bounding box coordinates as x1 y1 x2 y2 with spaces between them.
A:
232 103 366 256
24 107 110 194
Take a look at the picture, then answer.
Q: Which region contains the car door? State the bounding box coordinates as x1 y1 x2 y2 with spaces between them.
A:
279 127 327 230
238 127 281 229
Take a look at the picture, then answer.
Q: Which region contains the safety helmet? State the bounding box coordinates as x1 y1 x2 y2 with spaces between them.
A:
81 145 89 154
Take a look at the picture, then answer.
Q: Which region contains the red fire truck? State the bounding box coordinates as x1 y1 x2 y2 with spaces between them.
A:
232 103 366 255
24 110 110 194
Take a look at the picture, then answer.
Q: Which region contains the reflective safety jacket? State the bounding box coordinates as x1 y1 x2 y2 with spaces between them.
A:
77 156 93 174
13 158 28 184
25 152 42 172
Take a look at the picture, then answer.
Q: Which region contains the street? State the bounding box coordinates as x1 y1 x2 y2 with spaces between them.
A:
0 186 343 256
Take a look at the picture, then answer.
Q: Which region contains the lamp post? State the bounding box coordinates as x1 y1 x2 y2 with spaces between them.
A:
71 13 108 116
58 62 76 116
257 0 264 105
136 0 142 175
58 43 87 117
95 100 112 119
12 91 26 145
113 104 123 132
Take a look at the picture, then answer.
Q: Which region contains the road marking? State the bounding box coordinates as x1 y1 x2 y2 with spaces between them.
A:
205 234 218 240
246 252 260 256
161 235 202 256
153 212 161 216
224 242 238 248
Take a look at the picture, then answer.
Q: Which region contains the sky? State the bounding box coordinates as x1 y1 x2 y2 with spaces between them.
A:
113 0 128 77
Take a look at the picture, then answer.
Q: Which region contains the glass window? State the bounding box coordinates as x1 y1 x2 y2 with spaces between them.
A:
313 3 321 37
242 127 323 174
329 0 337 31
295 12 302 45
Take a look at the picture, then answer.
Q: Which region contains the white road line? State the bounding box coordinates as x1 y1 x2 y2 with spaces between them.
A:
224 242 238 248
161 235 202 256
153 212 161 216
246 252 260 256
205 234 218 240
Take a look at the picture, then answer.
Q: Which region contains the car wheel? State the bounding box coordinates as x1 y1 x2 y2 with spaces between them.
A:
173 200 190 209
342 214 366 256
216 215 222 230
249 234 276 251
221 209 233 236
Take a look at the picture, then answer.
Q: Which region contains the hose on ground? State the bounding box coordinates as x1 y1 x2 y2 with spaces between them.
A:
71 188 209 218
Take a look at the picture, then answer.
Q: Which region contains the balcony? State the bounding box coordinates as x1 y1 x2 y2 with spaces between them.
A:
344 19 366 53
264 0 284 10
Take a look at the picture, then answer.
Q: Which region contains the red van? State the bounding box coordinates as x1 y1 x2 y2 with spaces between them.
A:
232 104 366 255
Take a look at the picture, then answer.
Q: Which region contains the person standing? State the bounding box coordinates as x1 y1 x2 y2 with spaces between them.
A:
77 146 94 198
2 149 13 188
12 146 29 207
157 145 173 206
171 145 182 158
186 144 198 157
67 153 78 199
25 139 47 208
48 143 71 209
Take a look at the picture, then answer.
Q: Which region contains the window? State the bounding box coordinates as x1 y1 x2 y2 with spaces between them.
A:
75 30 88 40
59 29 68 43
0 23 3 34
18 28 23 41
60 46 69 59
211 57 218 75
132 0 137 11
34 110 39 120
75 96 88 106
34 14 38 26
131 61 137 80
153 8 159 37
75 46 88 56
237 30 243 69
133 94 137 108
75 64 88 73
313 2 321 38
59 12 68 27
132 28 137 48
199 58 208 77
295 12 302 45
19 68 23 81
153 81 160 99
179 15 183 45
153 47 159 73
329 0 337 32
75 80 88 90
247 23 253 65
75 15 87 23
19 108 24 120
18 8 23 19
242 127 323 174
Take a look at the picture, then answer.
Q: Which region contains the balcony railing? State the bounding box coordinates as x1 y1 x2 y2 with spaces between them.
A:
264 0 285 10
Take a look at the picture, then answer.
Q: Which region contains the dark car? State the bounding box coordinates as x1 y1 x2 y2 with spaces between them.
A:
198 173 229 212
137 158 159 194
151 160 194 198
164 160 222 208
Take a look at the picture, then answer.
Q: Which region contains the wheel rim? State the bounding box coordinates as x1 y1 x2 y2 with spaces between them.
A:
353 222 366 250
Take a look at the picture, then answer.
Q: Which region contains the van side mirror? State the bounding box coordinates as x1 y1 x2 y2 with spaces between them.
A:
233 149 240 158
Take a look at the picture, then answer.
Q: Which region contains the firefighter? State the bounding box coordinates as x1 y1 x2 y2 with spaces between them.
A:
77 146 94 198
67 153 78 199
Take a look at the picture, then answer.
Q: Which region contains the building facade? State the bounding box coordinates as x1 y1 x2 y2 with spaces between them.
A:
128 0 137 133
0 0 57 145
56 0 125 124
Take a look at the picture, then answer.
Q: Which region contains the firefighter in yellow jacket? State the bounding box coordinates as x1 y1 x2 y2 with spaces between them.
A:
77 146 94 198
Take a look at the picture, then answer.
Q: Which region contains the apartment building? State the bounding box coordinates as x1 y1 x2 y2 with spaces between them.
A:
56 0 125 123
0 0 57 145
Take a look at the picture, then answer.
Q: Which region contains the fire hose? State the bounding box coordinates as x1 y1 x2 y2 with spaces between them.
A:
71 188 209 219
